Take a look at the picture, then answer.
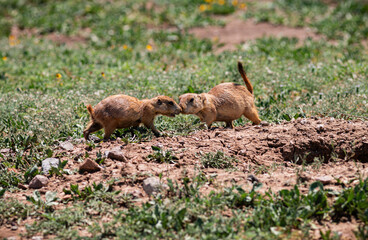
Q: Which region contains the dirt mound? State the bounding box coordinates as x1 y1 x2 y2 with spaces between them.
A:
189 16 322 53
3 117 368 238
4 118 367 199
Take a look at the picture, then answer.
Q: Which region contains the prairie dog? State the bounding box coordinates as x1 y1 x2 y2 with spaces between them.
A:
179 61 261 129
83 95 181 140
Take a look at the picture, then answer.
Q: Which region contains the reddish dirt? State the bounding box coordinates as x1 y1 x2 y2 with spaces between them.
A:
189 15 323 53
2 117 368 239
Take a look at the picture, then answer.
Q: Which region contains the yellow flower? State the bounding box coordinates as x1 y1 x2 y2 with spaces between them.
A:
199 4 208 12
239 3 247 9
146 44 153 51
218 0 225 5
56 73 62 79
101 72 105 77
123 44 128 50
9 35 20 46
2 56 7 61
232 0 238 6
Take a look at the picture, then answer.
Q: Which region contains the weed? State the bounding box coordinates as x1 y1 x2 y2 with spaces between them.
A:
24 164 39 183
320 230 341 240
95 150 105 165
48 160 71 176
63 182 108 201
146 146 178 164
26 191 59 213
201 151 238 169
0 199 36 225
354 224 368 240
331 178 368 223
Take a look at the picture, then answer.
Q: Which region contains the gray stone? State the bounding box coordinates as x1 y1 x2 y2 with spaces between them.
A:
42 158 59 174
0 148 10 153
105 150 127 162
60 141 74 151
315 175 334 185
316 124 325 132
79 159 102 173
261 121 270 126
89 135 101 142
300 119 309 125
142 177 168 196
29 175 49 189
31 236 43 240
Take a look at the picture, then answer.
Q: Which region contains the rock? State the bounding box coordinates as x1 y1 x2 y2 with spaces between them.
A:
316 124 325 132
300 119 309 125
283 180 292 186
74 138 86 144
79 159 102 173
315 175 334 185
74 153 83 161
239 149 247 156
42 158 59 174
261 121 270 126
17 183 28 190
298 172 311 183
142 177 168 196
31 236 43 240
106 150 127 162
0 148 10 153
29 175 49 189
247 174 259 183
60 141 74 151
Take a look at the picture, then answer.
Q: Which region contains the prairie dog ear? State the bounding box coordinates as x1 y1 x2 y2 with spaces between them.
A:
199 93 206 104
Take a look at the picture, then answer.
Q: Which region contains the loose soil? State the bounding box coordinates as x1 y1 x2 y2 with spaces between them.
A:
2 117 368 239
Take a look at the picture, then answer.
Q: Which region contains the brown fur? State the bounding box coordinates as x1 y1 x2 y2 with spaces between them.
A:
179 61 261 129
83 95 181 140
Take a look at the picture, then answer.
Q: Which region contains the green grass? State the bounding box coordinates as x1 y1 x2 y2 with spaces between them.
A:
0 0 368 238
15 177 368 239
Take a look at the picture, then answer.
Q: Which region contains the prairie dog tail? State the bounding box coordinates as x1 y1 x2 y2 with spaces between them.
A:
237 61 253 94
86 104 95 120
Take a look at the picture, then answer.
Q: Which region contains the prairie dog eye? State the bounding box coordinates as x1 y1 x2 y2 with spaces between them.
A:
189 98 194 103
168 101 174 105
157 100 162 105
